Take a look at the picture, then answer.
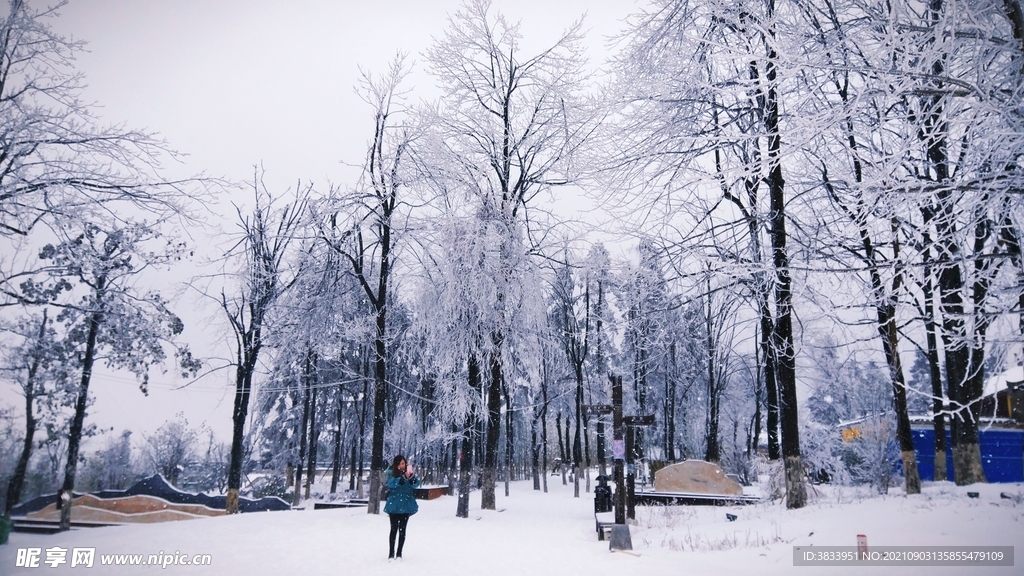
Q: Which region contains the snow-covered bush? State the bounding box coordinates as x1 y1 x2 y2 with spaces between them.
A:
76 430 141 492
247 474 289 499
840 415 899 494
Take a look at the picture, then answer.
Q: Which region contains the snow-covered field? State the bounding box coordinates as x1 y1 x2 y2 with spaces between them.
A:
3 478 1020 575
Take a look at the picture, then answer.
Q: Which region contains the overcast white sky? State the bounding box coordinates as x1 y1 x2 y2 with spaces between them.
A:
1 0 641 444
55 0 638 193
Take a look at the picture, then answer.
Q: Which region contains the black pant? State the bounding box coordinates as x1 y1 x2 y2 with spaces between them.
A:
388 513 410 558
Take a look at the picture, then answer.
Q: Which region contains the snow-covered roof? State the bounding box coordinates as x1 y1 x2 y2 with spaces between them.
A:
984 366 1024 398
836 412 888 429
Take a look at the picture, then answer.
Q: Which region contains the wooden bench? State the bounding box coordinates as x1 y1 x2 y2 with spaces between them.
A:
633 490 761 506
595 511 616 541
413 485 450 500
313 486 449 511
312 501 366 510
11 517 122 534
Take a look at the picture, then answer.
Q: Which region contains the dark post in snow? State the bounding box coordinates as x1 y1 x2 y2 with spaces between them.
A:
625 425 635 520
611 374 625 525
608 374 633 551
623 413 654 521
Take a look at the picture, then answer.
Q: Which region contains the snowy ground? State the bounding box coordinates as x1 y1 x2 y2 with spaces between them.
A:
2 477 1020 575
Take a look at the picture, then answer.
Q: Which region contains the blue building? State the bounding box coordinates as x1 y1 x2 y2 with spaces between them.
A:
910 367 1024 483
911 426 1024 483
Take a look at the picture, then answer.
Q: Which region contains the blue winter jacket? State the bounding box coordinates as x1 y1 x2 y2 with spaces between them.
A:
383 469 421 515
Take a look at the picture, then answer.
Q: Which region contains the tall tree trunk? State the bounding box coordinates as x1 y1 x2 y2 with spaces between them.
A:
457 353 482 518
563 415 570 486
504 384 513 497
760 295 781 460
746 169 779 462
334 76 403 514
366 306 388 513
921 215 948 482
305 352 319 499
583 392 591 493
750 327 763 458
886 227 921 494
475 405 485 469
705 283 721 463
541 357 550 494
6 311 47 519
763 0 805 508
739 63 779 462
481 346 502 510
354 369 369 495
456 421 475 518
926 0 985 486
573 363 583 497
531 401 541 491
879 303 922 494
227 321 262 514
330 393 343 494
664 366 676 462
331 381 348 494
294 363 311 506
925 322 948 481
418 377 435 482
667 349 677 462
60 303 104 531
348 444 358 492
555 411 565 469
611 375 626 525
961 204 995 484
935 234 983 487
450 423 459 490
595 280 609 474
634 335 649 467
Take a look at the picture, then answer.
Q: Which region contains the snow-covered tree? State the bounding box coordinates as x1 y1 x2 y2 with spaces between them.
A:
314 54 415 514
1 308 75 517
143 413 200 488
801 0 1024 487
421 0 593 511
550 251 593 497
0 0 198 241
608 0 809 507
78 429 137 492
220 177 307 514
20 219 200 529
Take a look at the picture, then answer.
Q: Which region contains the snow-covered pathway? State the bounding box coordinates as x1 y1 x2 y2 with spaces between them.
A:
2 478 1021 575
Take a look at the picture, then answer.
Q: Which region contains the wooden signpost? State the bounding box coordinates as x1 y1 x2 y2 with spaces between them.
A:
601 375 657 551
609 375 626 527
623 414 654 519
607 375 630 550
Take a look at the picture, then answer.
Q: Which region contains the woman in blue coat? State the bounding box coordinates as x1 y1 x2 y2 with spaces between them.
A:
384 454 420 559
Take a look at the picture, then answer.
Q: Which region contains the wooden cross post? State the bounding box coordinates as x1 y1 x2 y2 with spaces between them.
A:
623 413 655 520
611 374 626 525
